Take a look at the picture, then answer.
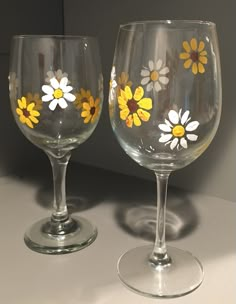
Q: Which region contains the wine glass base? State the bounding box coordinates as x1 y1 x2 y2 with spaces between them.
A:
24 215 97 254
117 244 203 298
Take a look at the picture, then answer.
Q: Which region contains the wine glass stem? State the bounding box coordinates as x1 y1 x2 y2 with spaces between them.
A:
149 172 171 267
48 152 71 223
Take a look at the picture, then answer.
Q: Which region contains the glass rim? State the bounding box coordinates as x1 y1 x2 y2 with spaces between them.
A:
120 19 216 30
11 34 98 40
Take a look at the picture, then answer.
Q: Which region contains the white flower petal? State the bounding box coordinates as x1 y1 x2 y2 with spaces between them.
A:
154 81 162 92
50 77 60 89
42 85 54 95
148 60 154 70
180 137 188 149
141 69 150 77
42 94 53 102
46 71 54 79
186 121 199 131
58 98 68 109
59 77 68 89
64 92 76 102
156 59 162 70
159 76 169 85
111 66 116 78
165 119 173 128
146 82 153 92
63 85 73 93
49 99 58 111
187 134 198 141
159 134 173 143
181 110 190 125
168 110 179 124
170 138 179 150
159 67 169 75
141 77 150 85
158 124 172 132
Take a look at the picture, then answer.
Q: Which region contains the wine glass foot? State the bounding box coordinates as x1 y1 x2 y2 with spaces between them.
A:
24 215 97 254
117 244 203 298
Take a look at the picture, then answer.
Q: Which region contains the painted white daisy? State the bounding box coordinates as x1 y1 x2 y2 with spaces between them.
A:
109 66 117 101
141 60 169 92
158 109 199 150
45 69 69 83
42 77 76 111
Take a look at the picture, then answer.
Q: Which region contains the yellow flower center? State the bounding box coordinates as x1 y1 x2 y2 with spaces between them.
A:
172 125 185 137
150 70 159 81
53 88 63 99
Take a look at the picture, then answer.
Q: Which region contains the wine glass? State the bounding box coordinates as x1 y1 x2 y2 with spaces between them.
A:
109 20 221 297
9 35 103 254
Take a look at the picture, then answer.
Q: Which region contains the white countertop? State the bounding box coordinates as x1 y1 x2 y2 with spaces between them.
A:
0 163 235 304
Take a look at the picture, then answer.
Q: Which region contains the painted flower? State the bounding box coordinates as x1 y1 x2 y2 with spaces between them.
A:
141 60 169 92
109 66 117 101
158 109 199 150
16 97 40 129
118 86 152 128
179 38 208 75
25 92 43 111
81 96 100 123
45 69 69 83
74 88 92 110
117 72 132 95
42 77 76 111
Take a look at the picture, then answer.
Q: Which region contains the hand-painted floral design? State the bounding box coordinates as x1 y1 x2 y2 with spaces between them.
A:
25 92 43 111
16 97 40 129
109 66 117 101
74 88 92 110
117 72 132 95
81 96 100 123
45 69 69 83
158 109 199 150
118 86 152 128
141 60 169 92
179 38 208 75
42 77 76 111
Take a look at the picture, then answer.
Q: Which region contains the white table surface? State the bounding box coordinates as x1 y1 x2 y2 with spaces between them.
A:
0 163 235 304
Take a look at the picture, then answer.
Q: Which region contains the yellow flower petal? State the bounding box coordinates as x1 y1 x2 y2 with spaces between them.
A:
137 109 151 122
16 108 23 116
25 118 34 128
200 50 207 56
190 38 197 51
84 114 92 123
29 116 39 124
120 108 130 120
119 104 127 110
125 86 132 99
83 102 91 110
126 114 133 128
118 96 127 106
179 52 190 59
94 98 100 107
183 41 191 53
137 98 152 110
133 86 144 101
199 56 207 64
18 98 26 109
184 59 192 69
89 96 95 107
81 110 90 118
120 88 127 100
133 113 141 126
19 115 26 123
30 110 40 117
192 62 198 74
198 62 205 74
198 41 205 52
27 103 35 111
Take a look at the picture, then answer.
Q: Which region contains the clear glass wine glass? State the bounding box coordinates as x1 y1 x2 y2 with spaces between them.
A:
109 20 221 297
9 35 103 254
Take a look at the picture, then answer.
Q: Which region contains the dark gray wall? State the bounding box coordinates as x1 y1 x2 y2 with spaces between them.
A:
64 0 236 201
0 0 64 175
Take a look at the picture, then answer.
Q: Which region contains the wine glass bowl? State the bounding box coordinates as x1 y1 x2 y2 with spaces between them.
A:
9 35 103 254
109 20 221 297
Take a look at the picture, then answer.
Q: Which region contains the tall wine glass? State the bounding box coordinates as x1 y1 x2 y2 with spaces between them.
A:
109 20 221 297
9 35 103 254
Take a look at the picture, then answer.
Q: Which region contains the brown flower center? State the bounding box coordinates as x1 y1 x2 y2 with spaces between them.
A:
23 109 30 118
190 51 199 62
150 70 159 81
127 99 138 113
90 106 96 115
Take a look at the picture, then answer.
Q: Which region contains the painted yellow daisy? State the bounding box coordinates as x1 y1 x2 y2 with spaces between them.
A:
81 96 100 123
25 92 43 111
74 88 92 110
179 38 208 75
16 97 40 129
117 72 132 95
118 86 152 128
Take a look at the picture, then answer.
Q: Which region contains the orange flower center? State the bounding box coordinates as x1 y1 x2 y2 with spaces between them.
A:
190 51 199 62
172 125 185 137
150 70 159 81
127 99 138 113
